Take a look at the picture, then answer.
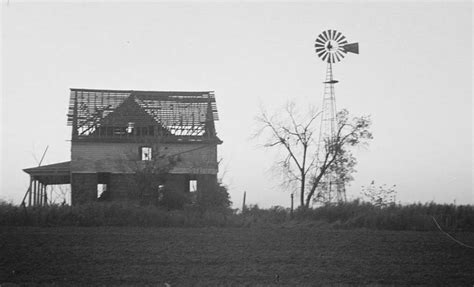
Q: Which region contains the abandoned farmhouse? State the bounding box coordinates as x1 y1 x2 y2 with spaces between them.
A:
23 88 222 206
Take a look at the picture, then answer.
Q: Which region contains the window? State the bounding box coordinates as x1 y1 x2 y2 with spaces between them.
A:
97 172 110 200
97 184 107 199
189 180 197 203
189 180 197 193
126 122 135 134
141 147 152 161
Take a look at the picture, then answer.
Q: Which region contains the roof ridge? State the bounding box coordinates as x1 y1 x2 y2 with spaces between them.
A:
70 88 214 94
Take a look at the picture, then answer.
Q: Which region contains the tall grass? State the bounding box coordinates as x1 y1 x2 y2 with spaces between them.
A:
293 200 474 231
1 200 473 231
0 201 240 227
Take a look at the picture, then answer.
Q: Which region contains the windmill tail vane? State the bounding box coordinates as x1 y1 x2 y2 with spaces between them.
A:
342 42 359 54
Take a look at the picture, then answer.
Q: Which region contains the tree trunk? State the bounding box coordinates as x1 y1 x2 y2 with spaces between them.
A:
306 169 326 208
300 174 305 207
300 144 307 208
305 154 337 208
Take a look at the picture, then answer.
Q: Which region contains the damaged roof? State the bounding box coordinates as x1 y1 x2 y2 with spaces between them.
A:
67 88 219 137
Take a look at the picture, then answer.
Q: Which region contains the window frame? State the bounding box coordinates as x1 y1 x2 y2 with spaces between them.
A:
189 179 197 193
140 146 153 161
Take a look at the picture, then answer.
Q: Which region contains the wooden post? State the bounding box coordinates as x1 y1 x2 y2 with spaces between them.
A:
44 185 48 206
28 177 33 207
31 180 34 206
35 181 39 206
290 193 294 218
40 183 44 206
39 182 42 206
38 183 41 206
32 180 36 206
242 191 246 213
36 181 40 206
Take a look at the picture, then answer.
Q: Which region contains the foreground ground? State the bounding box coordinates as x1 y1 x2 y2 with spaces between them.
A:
1 226 473 286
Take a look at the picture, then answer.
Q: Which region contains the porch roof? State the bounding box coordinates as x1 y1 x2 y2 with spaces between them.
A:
23 161 71 185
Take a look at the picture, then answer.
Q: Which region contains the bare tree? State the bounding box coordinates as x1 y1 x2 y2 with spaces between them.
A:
255 103 372 208
132 150 179 206
255 103 319 207
305 109 372 207
130 137 181 206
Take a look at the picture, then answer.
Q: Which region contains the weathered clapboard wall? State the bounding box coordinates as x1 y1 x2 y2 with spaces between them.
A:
71 141 218 175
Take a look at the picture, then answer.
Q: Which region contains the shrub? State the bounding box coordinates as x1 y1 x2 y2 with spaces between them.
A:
159 189 190 210
195 183 232 211
0 202 237 228
1 200 473 231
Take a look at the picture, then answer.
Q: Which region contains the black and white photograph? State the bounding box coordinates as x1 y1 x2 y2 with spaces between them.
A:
1 1 473 285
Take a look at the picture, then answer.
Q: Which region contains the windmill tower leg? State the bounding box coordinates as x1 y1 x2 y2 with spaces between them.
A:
317 62 346 203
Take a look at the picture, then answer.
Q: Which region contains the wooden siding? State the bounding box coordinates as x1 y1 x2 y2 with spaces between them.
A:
108 174 135 201
71 142 218 174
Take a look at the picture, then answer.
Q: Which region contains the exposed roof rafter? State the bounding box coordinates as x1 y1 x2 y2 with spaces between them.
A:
67 89 219 137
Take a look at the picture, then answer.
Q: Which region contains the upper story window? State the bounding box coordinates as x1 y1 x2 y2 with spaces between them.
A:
141 147 152 161
126 122 135 134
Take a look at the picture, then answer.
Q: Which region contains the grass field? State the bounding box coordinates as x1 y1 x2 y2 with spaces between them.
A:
1 226 473 286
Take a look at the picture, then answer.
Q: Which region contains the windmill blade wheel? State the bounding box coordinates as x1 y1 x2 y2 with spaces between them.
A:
314 29 359 63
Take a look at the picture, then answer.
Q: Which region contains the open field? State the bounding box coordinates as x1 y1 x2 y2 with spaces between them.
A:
1 226 473 286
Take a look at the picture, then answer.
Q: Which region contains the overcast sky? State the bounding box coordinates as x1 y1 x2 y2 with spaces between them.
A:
1 1 472 207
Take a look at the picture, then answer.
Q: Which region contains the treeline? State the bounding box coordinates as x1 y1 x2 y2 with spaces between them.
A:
1 200 473 231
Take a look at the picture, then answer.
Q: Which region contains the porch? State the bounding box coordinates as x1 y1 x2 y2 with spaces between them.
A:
23 161 70 206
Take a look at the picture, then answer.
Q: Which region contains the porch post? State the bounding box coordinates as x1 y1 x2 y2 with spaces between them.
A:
28 176 33 207
35 180 39 206
33 179 36 206
39 183 43 206
44 185 48 206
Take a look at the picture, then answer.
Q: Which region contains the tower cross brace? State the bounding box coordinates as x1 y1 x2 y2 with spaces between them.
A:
316 61 346 203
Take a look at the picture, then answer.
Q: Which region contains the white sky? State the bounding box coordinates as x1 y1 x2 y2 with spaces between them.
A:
1 1 472 207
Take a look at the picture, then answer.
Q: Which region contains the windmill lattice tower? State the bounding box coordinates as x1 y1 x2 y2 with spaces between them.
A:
314 29 359 203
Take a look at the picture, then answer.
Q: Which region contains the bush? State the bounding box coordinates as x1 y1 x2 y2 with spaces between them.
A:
0 202 238 228
195 183 232 211
1 200 473 231
159 189 190 210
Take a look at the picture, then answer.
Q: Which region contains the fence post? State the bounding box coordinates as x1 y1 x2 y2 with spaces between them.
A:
242 191 246 213
290 193 294 219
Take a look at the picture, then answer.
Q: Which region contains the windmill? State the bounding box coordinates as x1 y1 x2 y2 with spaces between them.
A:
314 29 359 203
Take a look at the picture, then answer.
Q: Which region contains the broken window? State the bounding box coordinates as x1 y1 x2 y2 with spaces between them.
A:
97 184 107 199
126 122 135 134
141 147 152 161
189 179 197 193
97 172 110 200
189 179 198 203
